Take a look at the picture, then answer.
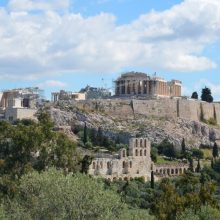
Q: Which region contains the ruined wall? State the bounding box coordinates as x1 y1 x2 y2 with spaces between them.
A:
75 99 220 125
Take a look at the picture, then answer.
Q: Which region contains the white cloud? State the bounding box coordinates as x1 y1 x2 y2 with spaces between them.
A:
8 0 70 12
0 0 220 80
38 80 67 88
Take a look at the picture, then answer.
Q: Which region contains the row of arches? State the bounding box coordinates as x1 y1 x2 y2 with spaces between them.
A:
92 160 133 170
155 167 188 176
135 139 148 148
135 149 147 156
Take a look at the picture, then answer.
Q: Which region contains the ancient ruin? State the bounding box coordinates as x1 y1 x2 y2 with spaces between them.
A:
89 138 189 181
115 72 182 98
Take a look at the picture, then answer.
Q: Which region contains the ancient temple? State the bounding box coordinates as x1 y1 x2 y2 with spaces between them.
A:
115 72 182 98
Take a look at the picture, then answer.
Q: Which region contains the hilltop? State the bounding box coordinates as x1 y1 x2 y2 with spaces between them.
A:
49 98 220 149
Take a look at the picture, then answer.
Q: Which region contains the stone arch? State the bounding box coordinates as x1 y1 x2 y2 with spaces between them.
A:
140 139 143 147
135 149 138 156
136 139 138 147
144 139 147 148
122 161 126 168
124 177 128 181
100 161 103 169
92 162 96 169
140 149 142 156
144 149 147 156
123 149 126 157
167 169 170 175
175 168 178 175
163 169 166 174
113 177 117 181
179 168 182 174
171 169 174 175
130 161 132 168
107 162 111 169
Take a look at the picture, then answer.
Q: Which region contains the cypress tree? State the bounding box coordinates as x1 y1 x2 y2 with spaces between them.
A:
151 171 155 189
181 138 186 155
211 158 214 169
213 142 219 159
196 160 201 172
189 157 194 172
83 122 88 144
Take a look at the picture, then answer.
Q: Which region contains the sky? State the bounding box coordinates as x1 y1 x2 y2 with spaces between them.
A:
0 0 220 100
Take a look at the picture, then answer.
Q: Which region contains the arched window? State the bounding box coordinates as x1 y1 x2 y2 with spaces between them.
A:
123 150 126 157
175 169 178 174
171 169 174 175
136 139 138 147
140 150 142 156
144 149 147 156
140 139 143 147
107 162 111 169
130 161 132 168
100 161 103 169
122 161 126 168
135 149 138 156
144 139 147 148
93 162 96 169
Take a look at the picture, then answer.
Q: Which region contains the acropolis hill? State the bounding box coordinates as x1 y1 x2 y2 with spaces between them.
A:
50 72 220 150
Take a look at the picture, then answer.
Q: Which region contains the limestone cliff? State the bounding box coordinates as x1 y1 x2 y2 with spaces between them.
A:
49 99 220 149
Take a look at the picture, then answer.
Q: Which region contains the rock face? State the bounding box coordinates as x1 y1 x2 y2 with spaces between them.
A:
49 101 220 149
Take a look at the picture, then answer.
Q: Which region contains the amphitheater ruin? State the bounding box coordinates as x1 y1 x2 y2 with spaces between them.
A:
88 138 189 181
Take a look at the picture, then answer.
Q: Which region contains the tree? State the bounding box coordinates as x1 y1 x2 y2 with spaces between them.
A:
191 92 198 99
83 122 88 144
1 169 155 220
201 87 213 103
181 138 186 155
212 142 219 159
196 160 201 172
151 171 155 189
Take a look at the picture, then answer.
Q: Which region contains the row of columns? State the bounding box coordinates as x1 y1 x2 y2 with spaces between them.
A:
116 80 181 97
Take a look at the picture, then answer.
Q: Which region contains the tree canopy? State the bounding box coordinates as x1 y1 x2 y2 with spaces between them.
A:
201 87 213 103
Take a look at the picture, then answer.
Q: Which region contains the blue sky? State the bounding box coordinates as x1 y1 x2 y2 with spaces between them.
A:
0 0 220 100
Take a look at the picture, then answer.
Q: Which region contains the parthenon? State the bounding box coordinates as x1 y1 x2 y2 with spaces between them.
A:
115 72 182 98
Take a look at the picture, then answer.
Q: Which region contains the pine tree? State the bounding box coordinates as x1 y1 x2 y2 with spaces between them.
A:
201 87 213 103
151 171 155 189
83 122 88 144
212 142 219 159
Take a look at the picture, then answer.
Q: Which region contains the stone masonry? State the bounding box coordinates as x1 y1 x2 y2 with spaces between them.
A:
88 138 189 181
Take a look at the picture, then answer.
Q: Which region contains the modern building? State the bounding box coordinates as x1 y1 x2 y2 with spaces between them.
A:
0 87 43 122
114 72 182 98
51 90 86 102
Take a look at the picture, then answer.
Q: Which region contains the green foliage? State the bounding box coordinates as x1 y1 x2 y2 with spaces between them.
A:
0 112 80 197
1 169 154 220
157 139 178 159
177 205 220 220
2 169 122 219
191 91 198 100
207 117 217 125
201 87 214 103
151 171 154 189
150 147 158 162
83 122 88 144
192 149 204 160
213 142 219 159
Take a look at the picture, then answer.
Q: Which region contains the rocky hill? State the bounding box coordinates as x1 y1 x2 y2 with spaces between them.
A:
48 99 220 150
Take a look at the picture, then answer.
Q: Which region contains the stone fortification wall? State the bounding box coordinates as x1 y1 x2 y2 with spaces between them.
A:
75 99 220 125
